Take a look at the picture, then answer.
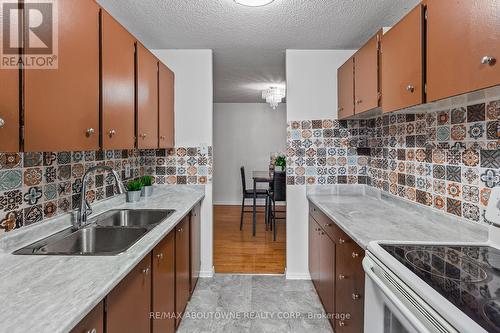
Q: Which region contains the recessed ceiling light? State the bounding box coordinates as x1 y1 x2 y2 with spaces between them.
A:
234 0 274 7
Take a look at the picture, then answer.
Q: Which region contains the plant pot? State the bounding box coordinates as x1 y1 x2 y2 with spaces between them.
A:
126 190 142 203
141 185 153 197
275 165 284 172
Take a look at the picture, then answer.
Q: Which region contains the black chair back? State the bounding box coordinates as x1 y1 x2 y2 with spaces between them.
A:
272 171 286 201
240 166 247 194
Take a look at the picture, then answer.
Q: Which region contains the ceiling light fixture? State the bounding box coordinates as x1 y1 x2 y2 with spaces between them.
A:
262 86 286 110
234 0 274 7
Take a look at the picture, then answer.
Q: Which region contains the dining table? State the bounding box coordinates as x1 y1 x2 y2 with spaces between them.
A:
251 170 273 236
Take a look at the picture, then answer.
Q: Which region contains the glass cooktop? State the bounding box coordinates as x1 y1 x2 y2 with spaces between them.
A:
381 244 500 333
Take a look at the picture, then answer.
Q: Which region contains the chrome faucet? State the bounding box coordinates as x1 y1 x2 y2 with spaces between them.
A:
76 165 127 228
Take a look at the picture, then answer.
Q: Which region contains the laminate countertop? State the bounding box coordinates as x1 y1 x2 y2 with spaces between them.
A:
0 185 205 333
306 185 489 249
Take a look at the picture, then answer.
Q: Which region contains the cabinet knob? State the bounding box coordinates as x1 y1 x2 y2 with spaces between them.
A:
352 252 360 258
481 56 496 66
320 231 325 235
324 223 332 227
338 238 346 244
160 135 166 140
156 253 164 260
86 329 97 333
352 293 360 300
86 128 95 137
355 99 362 104
0 117 4 128
406 85 415 93
338 274 346 280
338 320 345 327
142 267 150 275
108 129 116 138
140 133 147 139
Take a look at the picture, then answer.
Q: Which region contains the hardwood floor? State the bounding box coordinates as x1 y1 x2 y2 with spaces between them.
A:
214 205 286 274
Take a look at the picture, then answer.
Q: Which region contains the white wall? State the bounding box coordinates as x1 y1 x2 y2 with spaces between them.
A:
213 103 287 205
153 49 214 277
285 50 355 279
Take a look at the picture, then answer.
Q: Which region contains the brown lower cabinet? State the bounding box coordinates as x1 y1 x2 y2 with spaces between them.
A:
309 202 365 333
71 207 200 333
175 216 191 328
190 203 202 293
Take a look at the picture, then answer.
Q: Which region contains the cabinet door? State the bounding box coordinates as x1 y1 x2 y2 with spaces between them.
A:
0 67 19 152
70 302 103 333
24 0 100 151
175 216 190 328
335 241 365 333
337 57 355 119
136 43 159 149
319 232 335 319
427 0 500 102
354 31 381 114
190 203 201 293
159 63 175 148
106 255 152 333
308 216 321 291
152 231 175 333
101 10 135 149
381 5 424 113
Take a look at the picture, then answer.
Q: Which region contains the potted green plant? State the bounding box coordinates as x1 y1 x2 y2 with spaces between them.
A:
126 180 143 203
275 155 286 172
141 175 154 197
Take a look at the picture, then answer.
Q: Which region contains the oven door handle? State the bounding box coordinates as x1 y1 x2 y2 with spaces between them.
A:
363 257 434 333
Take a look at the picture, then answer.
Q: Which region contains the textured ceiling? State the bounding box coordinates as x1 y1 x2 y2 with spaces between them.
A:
97 0 420 103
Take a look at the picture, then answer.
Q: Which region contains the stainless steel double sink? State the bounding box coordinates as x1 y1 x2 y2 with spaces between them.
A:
13 209 175 256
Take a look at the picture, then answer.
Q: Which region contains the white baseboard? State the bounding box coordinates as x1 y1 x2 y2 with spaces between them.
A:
199 266 215 278
285 271 311 280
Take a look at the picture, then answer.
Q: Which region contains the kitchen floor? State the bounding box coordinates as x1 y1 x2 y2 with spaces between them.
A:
177 274 332 333
214 205 286 274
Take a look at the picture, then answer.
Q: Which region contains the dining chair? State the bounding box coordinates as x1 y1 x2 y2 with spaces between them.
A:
268 171 286 241
240 166 269 230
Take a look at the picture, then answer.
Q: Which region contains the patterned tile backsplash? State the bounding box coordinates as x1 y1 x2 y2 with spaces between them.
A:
0 146 212 234
288 98 500 225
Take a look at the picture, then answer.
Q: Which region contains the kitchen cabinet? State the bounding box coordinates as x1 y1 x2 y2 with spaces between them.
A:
152 231 176 333
354 31 381 114
0 67 19 152
70 302 103 333
101 10 135 149
175 216 191 328
136 43 159 149
159 63 175 148
335 240 365 332
337 57 355 119
190 203 201 293
309 202 365 332
427 0 500 102
106 255 152 333
381 4 424 113
24 0 100 151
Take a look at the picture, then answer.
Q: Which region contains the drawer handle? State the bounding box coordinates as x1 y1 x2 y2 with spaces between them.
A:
406 85 415 93
108 129 116 138
324 223 332 227
338 320 345 327
0 117 4 128
156 253 164 260
140 133 147 139
86 329 97 333
355 99 362 104
320 231 325 235
142 267 150 275
352 293 360 300
352 252 360 258
160 135 166 140
481 56 496 66
86 128 95 137
338 274 346 280
339 238 346 244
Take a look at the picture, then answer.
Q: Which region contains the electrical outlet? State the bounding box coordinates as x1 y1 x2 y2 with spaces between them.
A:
486 187 500 225
124 163 131 179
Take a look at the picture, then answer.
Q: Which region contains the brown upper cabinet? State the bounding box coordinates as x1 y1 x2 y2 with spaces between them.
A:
101 10 136 149
136 43 159 149
0 67 19 152
354 31 381 114
426 0 500 102
24 0 100 152
337 57 355 119
381 4 424 113
152 231 176 333
158 63 175 149
106 255 152 333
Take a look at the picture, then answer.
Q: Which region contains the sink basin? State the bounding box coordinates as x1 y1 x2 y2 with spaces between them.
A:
93 209 174 228
13 209 175 256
